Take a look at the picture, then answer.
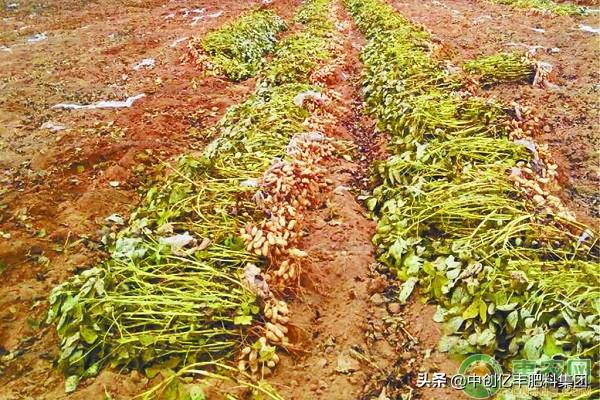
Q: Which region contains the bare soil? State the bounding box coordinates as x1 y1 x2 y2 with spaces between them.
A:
388 0 600 226
0 0 598 399
0 0 299 398
266 5 467 399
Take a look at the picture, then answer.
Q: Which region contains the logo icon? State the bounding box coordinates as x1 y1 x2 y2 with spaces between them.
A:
458 354 503 399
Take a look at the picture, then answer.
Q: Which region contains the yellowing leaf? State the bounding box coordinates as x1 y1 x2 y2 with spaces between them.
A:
479 300 488 324
462 300 480 320
79 326 98 345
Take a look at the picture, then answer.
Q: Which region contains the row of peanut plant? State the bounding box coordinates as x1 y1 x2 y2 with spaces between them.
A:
186 10 287 81
346 0 598 382
47 0 338 395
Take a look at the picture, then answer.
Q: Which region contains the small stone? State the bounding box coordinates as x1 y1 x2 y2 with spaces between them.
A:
336 350 361 373
543 125 551 132
387 302 401 314
370 293 385 305
367 276 387 294
130 370 141 383
316 358 327 369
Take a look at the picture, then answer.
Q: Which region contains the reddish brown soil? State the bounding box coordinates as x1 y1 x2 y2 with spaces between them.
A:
266 2 599 399
0 0 598 399
0 0 300 398
389 0 600 226
265 4 468 399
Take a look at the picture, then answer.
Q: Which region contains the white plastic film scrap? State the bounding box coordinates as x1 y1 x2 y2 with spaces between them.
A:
191 10 222 26
207 11 223 18
159 232 195 249
579 24 600 34
27 32 47 43
52 94 146 110
240 179 259 188
41 121 66 132
170 37 188 48
132 58 155 70
293 90 328 107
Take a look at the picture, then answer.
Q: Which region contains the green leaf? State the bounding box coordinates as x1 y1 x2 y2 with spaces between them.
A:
94 278 106 296
445 255 461 270
575 330 595 344
366 197 377 211
46 303 60 324
437 335 459 353
189 386 207 400
451 338 477 355
139 334 156 346
433 256 448 271
446 267 460 280
61 296 78 313
462 300 480 320
476 329 496 347
85 362 100 378
432 274 448 298
389 238 408 262
398 277 418 304
433 306 447 323
146 364 170 379
496 302 518 312
479 300 487 324
234 315 253 325
507 310 519 331
113 237 146 260
161 378 180 400
403 252 423 274
496 390 517 400
116 346 130 362
80 326 98 345
63 332 80 348
422 261 436 276
524 317 535 329
65 375 80 393
450 286 468 305
543 334 564 358
508 337 520 355
523 331 545 360
442 316 464 335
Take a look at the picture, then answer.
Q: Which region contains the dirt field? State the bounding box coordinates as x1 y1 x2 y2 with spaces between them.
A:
388 0 600 226
0 0 288 397
0 0 598 399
